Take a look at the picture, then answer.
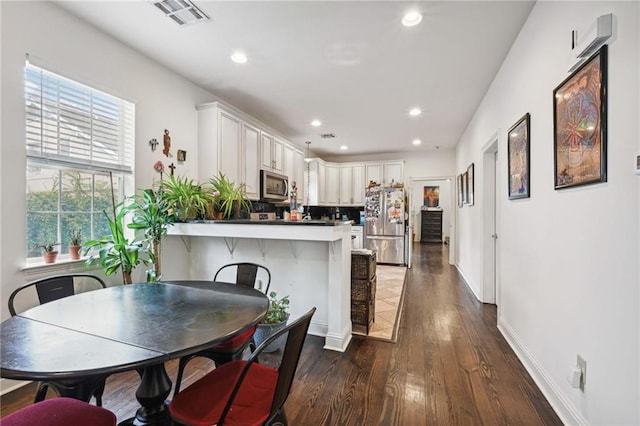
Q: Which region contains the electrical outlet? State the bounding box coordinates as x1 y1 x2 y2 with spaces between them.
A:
577 355 587 391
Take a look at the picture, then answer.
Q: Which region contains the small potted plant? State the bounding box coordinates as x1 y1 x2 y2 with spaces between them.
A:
253 291 290 353
209 172 252 219
69 229 82 260
39 242 60 264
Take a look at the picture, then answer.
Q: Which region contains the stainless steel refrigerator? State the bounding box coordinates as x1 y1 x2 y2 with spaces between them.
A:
365 187 405 265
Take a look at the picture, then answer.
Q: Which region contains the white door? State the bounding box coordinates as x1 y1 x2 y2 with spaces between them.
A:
482 143 498 304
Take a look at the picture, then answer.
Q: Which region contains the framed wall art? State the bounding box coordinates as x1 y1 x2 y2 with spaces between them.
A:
457 174 463 207
466 163 474 206
507 113 531 199
424 186 440 207
461 172 468 205
553 45 607 189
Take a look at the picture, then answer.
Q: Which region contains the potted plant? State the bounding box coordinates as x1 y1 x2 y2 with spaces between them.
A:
39 242 60 264
69 228 82 260
128 189 177 281
160 174 214 222
209 172 252 219
253 291 290 353
83 202 151 284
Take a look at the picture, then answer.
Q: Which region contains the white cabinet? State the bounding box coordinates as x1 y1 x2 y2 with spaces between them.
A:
197 103 242 185
261 133 284 173
325 163 340 206
283 144 295 184
352 164 366 205
242 122 260 200
339 165 352 205
338 163 366 206
384 161 404 185
365 163 383 186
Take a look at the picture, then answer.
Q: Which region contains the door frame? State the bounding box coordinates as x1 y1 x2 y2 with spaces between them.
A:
409 176 456 266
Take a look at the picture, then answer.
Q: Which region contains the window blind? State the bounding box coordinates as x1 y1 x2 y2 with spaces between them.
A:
25 64 134 174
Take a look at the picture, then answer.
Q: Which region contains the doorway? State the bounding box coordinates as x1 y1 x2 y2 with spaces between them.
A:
482 138 498 305
409 177 455 266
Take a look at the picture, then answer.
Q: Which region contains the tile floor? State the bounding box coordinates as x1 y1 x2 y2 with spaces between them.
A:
352 265 407 342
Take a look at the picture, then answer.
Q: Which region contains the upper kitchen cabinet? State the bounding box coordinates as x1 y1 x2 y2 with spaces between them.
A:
325 163 340 206
294 149 306 205
384 161 404 185
306 159 327 206
339 163 365 206
261 133 284 173
242 122 261 200
283 144 296 184
197 103 242 185
365 163 383 186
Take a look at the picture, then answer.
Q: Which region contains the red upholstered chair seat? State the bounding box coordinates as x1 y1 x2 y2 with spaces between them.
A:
170 360 278 426
1 397 116 426
214 326 256 350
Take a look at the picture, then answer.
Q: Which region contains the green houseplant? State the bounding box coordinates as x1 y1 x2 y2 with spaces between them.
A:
39 242 60 264
160 175 214 222
68 228 82 260
209 172 251 219
83 202 151 284
253 291 290 353
128 189 177 281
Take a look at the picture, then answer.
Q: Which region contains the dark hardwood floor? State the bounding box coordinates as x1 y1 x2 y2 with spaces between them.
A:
1 243 562 425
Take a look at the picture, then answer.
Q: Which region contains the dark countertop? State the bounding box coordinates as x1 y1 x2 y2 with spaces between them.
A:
188 219 352 226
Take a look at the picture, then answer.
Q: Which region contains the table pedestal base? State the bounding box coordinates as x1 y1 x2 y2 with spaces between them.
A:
119 364 173 426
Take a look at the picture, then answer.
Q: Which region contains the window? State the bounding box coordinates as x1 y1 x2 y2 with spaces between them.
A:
25 63 135 260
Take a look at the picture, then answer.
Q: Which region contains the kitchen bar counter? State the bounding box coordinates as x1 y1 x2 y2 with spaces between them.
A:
165 221 352 352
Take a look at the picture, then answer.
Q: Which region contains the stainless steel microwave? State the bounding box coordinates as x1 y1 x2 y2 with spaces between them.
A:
260 170 288 201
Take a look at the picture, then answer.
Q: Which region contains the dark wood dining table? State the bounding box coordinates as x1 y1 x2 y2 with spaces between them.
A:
0 280 269 425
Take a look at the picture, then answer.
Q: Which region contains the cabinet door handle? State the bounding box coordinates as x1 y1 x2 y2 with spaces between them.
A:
491 233 498 239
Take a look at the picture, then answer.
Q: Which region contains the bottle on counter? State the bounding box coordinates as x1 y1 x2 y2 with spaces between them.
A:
334 207 340 220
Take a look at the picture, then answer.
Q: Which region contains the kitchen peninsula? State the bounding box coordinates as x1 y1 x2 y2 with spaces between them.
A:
164 220 352 352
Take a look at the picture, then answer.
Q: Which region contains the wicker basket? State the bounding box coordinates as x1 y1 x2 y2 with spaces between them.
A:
351 252 376 280
351 276 376 303
351 300 375 333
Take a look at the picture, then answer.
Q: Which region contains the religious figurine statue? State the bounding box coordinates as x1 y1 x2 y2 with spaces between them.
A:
163 129 171 157
149 138 158 151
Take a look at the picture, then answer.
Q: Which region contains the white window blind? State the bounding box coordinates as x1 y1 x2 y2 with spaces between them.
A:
25 64 134 173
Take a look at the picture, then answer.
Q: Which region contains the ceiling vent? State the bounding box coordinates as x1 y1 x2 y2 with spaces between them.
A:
320 133 335 139
153 0 209 26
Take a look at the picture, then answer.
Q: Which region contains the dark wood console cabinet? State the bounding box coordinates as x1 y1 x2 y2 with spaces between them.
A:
421 210 443 243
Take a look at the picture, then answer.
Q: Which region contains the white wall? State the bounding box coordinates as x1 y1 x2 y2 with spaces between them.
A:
0 1 216 391
455 2 639 424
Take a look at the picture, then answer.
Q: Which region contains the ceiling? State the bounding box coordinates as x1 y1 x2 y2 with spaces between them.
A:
54 1 534 157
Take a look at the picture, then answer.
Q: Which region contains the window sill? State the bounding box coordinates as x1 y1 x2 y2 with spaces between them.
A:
20 258 99 276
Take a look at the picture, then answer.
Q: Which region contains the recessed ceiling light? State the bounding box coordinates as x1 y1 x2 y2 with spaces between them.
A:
412 139 422 145
409 108 422 117
311 119 322 127
231 51 248 64
340 145 348 150
402 11 423 27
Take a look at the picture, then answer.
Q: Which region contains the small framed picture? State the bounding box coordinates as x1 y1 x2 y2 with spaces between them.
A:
177 150 187 162
507 113 531 199
466 163 474 206
553 45 607 189
461 172 468 205
457 174 463 208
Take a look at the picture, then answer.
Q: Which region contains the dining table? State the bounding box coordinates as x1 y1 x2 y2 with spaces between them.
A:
0 280 269 425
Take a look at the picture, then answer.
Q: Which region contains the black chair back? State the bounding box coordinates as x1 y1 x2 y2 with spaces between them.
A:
9 274 107 316
218 307 316 425
213 262 271 293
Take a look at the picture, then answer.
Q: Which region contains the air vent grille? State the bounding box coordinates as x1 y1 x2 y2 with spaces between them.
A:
153 0 209 26
320 133 335 139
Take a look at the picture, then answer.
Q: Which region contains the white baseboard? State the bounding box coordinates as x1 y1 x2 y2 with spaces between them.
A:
498 318 587 425
455 264 481 302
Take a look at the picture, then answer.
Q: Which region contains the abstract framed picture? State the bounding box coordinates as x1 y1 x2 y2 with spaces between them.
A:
424 186 440 207
553 45 607 189
507 113 531 199
457 174 463 207
466 163 474 206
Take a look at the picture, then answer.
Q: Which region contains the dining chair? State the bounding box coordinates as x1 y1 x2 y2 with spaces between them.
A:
7 274 109 406
169 307 316 426
173 262 271 396
0 397 117 426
